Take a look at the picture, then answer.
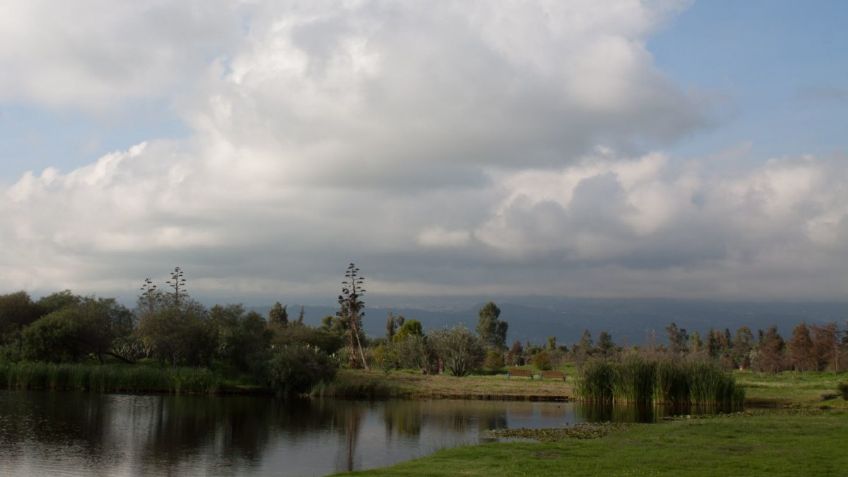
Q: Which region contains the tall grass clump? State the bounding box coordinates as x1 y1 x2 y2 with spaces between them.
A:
612 356 656 405
655 359 690 405
0 362 222 394
577 360 616 404
578 357 744 409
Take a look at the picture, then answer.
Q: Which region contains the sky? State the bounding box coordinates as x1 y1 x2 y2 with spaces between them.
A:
1 0 847 304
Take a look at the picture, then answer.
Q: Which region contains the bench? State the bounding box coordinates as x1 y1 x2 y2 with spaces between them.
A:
540 370 566 381
507 368 535 379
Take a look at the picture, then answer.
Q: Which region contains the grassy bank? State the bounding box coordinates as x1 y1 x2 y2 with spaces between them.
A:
335 411 848 476
0 362 242 394
315 369 574 400
736 370 848 409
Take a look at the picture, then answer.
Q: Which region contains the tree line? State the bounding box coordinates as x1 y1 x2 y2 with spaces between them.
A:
1 264 846 398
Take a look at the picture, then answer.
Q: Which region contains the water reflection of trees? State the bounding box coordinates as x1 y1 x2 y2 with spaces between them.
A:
0 393 561 476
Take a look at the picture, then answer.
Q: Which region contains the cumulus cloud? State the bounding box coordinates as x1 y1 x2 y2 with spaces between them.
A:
1 0 846 301
0 0 243 110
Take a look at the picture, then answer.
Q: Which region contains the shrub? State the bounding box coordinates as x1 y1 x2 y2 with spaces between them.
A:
267 345 338 396
429 326 485 377
838 382 848 401
484 349 505 371
532 351 552 371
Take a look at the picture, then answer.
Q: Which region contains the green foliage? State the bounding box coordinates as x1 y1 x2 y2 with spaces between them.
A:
532 350 553 371
268 302 288 326
136 301 216 366
273 322 344 354
0 362 222 394
838 382 848 400
266 345 337 395
484 349 505 371
21 297 133 363
394 319 423 342
578 356 744 408
476 302 508 349
210 304 271 376
430 326 485 377
0 291 42 340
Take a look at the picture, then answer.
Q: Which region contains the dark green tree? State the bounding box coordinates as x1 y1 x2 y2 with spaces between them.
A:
596 331 616 358
269 302 289 327
476 302 508 350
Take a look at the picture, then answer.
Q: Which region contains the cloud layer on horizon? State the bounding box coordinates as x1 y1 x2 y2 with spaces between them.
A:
2 0 847 302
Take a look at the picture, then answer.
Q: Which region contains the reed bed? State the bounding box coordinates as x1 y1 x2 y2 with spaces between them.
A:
577 356 744 408
0 362 223 394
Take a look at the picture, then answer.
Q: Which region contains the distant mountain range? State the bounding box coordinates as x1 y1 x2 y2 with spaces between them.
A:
249 298 848 346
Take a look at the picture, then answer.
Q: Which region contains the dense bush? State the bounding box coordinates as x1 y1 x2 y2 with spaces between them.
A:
532 351 552 371
266 345 337 395
21 298 133 363
210 305 271 376
838 382 848 401
429 326 484 377
484 349 505 371
137 302 217 366
272 323 344 355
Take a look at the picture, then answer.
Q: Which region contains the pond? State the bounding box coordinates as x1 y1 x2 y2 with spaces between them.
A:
0 391 731 476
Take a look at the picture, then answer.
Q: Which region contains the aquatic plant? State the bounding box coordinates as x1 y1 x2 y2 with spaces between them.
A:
577 357 744 408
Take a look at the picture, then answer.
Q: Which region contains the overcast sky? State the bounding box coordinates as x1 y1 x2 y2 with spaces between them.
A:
1 0 847 303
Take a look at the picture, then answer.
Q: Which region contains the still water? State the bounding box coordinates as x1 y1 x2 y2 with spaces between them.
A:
0 391 589 477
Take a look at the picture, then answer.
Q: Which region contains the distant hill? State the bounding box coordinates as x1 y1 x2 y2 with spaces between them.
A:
249 298 847 347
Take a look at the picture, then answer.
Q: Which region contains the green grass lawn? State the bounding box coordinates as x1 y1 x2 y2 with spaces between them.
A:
331 369 848 476
736 370 848 408
336 411 848 477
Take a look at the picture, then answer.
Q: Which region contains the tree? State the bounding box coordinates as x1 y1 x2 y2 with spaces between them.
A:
732 326 754 369
788 323 816 371
430 326 485 377
756 326 786 373
0 291 42 335
811 323 840 371
476 302 508 350
210 304 271 375
394 319 423 342
546 336 557 351
507 340 525 366
337 263 368 369
22 297 133 363
36 290 81 315
665 322 689 355
137 299 215 366
574 330 593 364
386 312 398 341
269 302 289 327
596 331 616 358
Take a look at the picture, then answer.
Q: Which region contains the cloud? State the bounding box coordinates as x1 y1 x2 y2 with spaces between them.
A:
1 1 846 301
0 0 242 110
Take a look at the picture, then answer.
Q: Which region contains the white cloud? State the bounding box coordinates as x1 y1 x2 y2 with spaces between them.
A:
1 1 847 301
